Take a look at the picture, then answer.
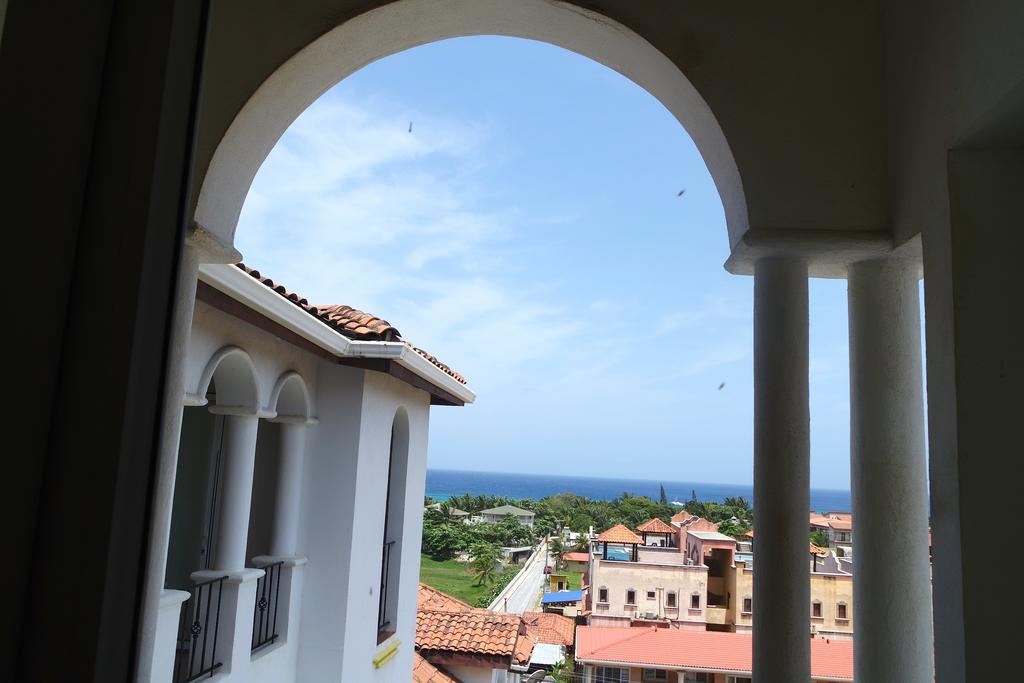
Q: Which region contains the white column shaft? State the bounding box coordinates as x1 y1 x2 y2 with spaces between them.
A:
848 258 933 682
212 414 260 571
271 423 307 557
753 257 810 683
135 246 200 681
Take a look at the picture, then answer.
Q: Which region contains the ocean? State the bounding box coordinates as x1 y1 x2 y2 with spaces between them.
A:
425 468 852 513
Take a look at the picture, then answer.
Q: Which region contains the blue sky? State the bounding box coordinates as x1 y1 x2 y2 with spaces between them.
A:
236 36 863 490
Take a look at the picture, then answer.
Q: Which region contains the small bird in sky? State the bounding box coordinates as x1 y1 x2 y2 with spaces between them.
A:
718 382 726 390
408 121 413 133
677 188 686 197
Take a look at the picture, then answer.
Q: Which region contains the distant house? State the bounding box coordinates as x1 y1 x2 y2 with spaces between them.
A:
472 504 535 527
562 551 591 574
426 502 470 521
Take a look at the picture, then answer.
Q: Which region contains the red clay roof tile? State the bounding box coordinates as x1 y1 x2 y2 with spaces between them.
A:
636 518 676 534
234 263 466 383
596 524 643 545
412 652 459 683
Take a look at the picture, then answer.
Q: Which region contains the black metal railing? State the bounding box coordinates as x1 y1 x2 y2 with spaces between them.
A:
251 562 284 652
377 540 396 632
174 575 227 682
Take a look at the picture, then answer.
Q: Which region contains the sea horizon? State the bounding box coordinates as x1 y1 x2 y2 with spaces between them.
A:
426 468 852 513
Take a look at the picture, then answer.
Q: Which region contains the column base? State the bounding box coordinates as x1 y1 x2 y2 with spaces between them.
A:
187 568 264 677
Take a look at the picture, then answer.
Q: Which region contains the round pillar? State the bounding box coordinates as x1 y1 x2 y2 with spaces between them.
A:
270 422 307 557
753 256 810 683
848 258 933 682
211 413 260 571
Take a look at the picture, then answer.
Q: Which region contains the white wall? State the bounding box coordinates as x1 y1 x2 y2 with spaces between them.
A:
338 370 431 683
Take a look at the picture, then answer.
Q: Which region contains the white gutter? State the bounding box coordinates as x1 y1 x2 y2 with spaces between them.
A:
198 263 476 404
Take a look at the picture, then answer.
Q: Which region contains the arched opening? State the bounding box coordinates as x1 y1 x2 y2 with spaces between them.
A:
194 0 747 252
378 406 411 639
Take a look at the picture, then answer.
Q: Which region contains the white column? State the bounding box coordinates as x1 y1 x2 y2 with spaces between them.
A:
135 244 200 682
270 422 307 557
211 413 261 571
848 258 933 682
753 256 810 683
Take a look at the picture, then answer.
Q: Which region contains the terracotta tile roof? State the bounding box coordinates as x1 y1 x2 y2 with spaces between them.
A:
575 626 853 681
827 518 853 531
418 583 474 612
416 609 522 658
681 517 720 534
234 264 466 383
562 551 590 563
412 652 459 683
596 524 643 545
521 612 575 647
636 518 676 534
809 543 829 555
512 628 537 665
671 510 693 524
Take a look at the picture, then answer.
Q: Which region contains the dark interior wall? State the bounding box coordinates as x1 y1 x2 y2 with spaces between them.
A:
929 144 1023 682
3 0 208 680
166 407 220 588
190 0 889 240
247 420 282 561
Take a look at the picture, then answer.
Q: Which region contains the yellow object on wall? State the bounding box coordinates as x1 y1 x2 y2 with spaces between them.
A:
373 639 400 669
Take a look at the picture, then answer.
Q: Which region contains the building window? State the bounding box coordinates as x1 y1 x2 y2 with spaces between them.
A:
742 596 752 614
598 587 608 603
378 410 409 639
690 592 701 609
666 591 677 608
836 602 848 620
643 669 669 681
646 590 656 600
812 600 823 618
728 678 752 683
595 666 629 683
683 674 710 683
625 589 636 605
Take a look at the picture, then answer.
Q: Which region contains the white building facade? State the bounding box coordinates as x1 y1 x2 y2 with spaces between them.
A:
148 263 474 683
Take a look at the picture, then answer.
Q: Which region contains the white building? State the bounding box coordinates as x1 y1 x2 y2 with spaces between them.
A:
151 263 474 682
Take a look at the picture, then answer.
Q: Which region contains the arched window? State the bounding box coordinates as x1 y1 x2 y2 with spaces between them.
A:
378 408 410 640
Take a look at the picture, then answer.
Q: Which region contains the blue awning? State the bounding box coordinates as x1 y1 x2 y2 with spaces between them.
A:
541 590 584 604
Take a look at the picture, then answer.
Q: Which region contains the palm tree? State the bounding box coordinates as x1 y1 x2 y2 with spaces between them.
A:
549 536 565 570
469 543 500 586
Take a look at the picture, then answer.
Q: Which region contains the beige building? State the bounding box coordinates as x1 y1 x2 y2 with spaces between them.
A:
727 553 854 640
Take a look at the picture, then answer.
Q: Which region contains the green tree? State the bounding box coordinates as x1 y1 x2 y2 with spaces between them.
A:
550 655 576 683
469 542 501 586
548 536 565 570
810 529 829 548
659 483 668 505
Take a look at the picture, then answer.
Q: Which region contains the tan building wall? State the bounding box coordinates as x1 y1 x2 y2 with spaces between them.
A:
590 557 708 628
726 560 853 638
581 664 839 683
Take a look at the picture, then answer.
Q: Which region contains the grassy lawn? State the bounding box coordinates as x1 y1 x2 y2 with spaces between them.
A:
551 570 583 590
419 555 493 605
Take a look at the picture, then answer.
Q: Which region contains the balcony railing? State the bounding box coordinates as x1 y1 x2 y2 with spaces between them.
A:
378 540 397 633
252 561 284 652
174 575 227 682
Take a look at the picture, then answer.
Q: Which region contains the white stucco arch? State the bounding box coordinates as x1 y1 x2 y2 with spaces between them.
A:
268 370 313 422
195 345 261 414
195 0 748 250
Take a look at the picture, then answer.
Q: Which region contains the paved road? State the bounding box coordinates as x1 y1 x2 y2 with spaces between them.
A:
491 539 550 613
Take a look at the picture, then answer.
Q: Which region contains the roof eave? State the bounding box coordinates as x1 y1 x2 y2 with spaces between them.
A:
198 263 476 405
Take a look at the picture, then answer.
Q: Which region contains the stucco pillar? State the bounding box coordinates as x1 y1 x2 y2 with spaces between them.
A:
136 228 242 682
752 256 810 683
848 257 933 682
210 413 261 571
270 422 307 557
